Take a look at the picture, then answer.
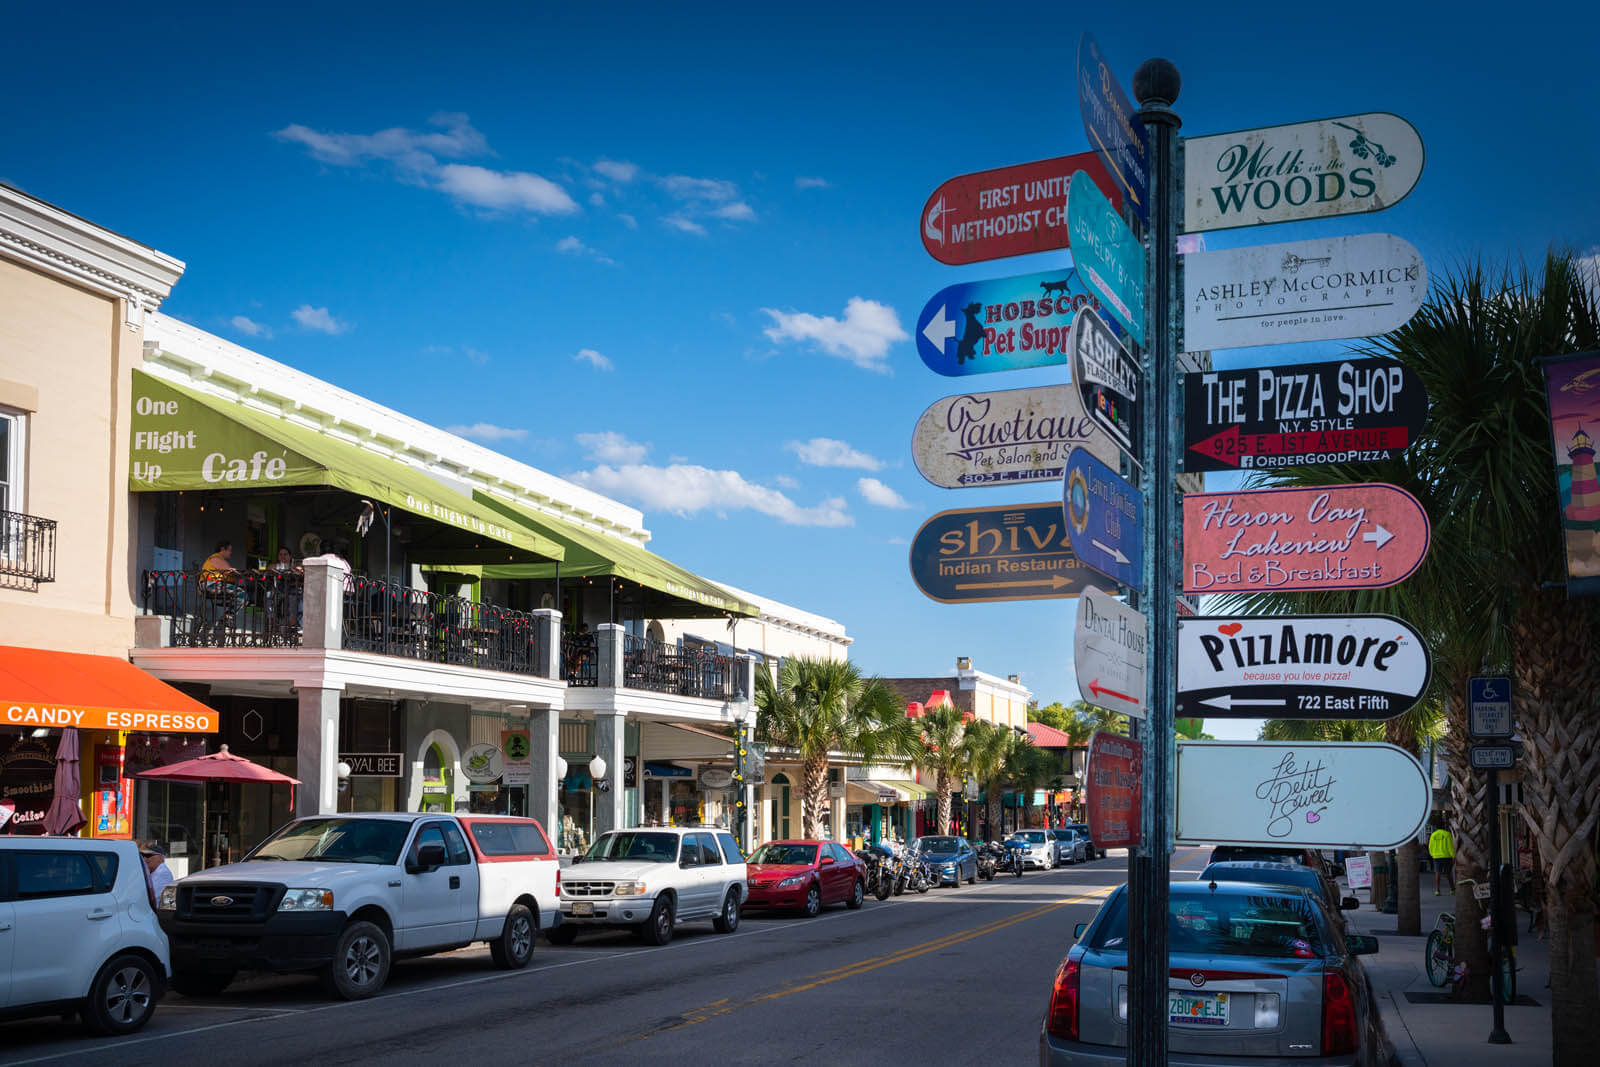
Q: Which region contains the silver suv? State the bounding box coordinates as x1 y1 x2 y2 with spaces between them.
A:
551 827 746 946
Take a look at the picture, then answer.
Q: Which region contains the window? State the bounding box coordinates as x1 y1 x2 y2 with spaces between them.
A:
678 836 700 867
0 407 24 513
470 821 551 857
249 817 412 865
828 843 852 864
716 832 744 864
412 825 448 864
441 823 472 865
11 851 100 900
695 833 722 866
86 851 121 887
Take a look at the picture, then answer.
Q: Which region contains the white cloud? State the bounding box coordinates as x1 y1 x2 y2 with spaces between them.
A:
434 163 578 214
887 536 908 546
594 158 639 183
659 174 739 202
447 422 528 443
574 348 614 371
291 305 348 334
774 474 800 489
230 315 271 338
785 437 884 470
617 213 638 229
588 191 606 207
576 430 647 463
462 346 490 366
857 477 911 509
573 463 852 527
711 201 756 221
662 214 707 236
762 297 907 372
795 176 831 190
555 236 615 265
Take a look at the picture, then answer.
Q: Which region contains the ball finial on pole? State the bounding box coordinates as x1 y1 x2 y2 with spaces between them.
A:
1133 58 1181 108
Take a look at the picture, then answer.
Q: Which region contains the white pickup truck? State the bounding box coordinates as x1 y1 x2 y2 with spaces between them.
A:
157 812 559 999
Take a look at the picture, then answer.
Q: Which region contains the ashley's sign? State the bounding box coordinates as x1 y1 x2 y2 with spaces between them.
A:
1176 614 1432 719
908 502 1094 604
921 152 1123 266
1071 308 1141 466
1184 112 1424 233
911 385 1118 488
1184 234 1427 350
916 269 1108 377
1183 359 1428 473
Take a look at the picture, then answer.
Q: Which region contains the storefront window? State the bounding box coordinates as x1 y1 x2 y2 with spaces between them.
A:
558 768 593 851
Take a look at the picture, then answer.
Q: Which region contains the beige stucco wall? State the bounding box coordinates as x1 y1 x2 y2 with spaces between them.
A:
0 255 140 655
653 614 848 664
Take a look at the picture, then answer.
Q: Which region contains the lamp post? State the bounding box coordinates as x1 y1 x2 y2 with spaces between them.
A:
732 707 749 851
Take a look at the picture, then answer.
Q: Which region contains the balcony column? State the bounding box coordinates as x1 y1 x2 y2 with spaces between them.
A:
296 685 341 817
301 554 349 650
528 706 560 836
592 710 627 835
531 608 562 678
596 623 625 688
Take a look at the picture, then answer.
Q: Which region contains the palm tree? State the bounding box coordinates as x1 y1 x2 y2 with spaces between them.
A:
1073 701 1129 737
967 720 1021 842
914 704 977 836
753 656 920 839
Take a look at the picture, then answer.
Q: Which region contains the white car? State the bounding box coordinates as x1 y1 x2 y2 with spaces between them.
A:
553 826 746 946
1008 830 1058 869
0 837 170 1034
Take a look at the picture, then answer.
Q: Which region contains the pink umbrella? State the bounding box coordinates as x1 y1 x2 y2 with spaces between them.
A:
134 743 301 808
43 727 87 836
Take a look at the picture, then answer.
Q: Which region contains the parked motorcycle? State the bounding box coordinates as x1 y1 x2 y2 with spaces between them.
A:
857 844 895 901
975 842 1000 881
998 839 1026 878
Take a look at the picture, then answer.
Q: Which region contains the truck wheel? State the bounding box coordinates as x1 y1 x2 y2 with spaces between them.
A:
81 954 159 1036
712 889 741 933
490 904 536 969
170 969 236 997
547 925 578 946
318 920 391 1000
638 896 675 946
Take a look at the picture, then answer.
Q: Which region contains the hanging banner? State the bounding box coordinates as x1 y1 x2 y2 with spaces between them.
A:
1184 112 1424 233
908 502 1094 604
1540 350 1600 597
500 729 531 787
1184 234 1427 351
1067 170 1146 346
916 269 1108 377
920 152 1123 266
1086 731 1141 849
911 384 1119 488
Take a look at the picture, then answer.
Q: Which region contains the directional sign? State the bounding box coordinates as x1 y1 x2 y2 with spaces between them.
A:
1176 614 1432 720
1071 308 1141 466
1183 359 1428 473
916 269 1108 377
1470 744 1517 770
1184 112 1425 233
1183 483 1430 594
1086 731 1141 849
1064 448 1143 590
1067 170 1146 346
911 384 1119 489
1468 676 1513 738
1074 588 1148 720
1076 32 1149 224
908 502 1093 604
1176 742 1432 850
921 152 1123 266
1185 234 1427 350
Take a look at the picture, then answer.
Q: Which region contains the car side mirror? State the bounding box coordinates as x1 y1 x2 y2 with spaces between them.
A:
1074 922 1088 939
820 855 835 865
411 842 447 872
1341 896 1361 911
1346 934 1379 955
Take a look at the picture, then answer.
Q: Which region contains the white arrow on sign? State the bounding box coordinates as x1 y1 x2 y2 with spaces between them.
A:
1362 525 1395 550
1090 539 1130 564
1199 694 1286 712
922 303 955 350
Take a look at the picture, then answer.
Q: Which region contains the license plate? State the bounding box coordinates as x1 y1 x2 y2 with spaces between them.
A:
570 901 594 916
1169 991 1230 1026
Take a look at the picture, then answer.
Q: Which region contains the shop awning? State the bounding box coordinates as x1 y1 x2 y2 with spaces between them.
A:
128 371 563 564
879 779 933 801
474 491 757 618
0 646 220 733
644 761 693 778
846 779 908 804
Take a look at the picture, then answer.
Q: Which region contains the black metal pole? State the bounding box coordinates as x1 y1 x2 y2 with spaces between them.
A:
1486 768 1511 1043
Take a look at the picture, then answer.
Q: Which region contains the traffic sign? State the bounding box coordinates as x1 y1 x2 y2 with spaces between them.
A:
915 268 1107 377
1076 32 1149 224
1071 308 1141 466
1064 447 1144 590
911 384 1119 489
1184 112 1425 233
1469 676 1513 738
1184 234 1427 351
1183 483 1430 594
1074 588 1148 719
1176 741 1432 850
908 501 1094 604
1470 744 1517 770
1086 731 1141 849
921 152 1123 266
1183 358 1428 473
1067 170 1146 346
1176 614 1432 720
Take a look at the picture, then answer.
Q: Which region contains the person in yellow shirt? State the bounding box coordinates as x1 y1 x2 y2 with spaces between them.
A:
200 539 246 625
1428 820 1456 895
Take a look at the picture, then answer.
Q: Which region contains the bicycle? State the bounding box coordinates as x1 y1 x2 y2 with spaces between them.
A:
1425 878 1516 1003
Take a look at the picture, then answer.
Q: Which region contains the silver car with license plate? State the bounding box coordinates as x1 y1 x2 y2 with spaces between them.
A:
1041 881 1384 1066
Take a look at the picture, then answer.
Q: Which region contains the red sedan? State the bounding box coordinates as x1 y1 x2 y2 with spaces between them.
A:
744 840 866 917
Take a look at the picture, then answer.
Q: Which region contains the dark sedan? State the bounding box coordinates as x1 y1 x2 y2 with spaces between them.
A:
915 836 978 887
1199 861 1360 932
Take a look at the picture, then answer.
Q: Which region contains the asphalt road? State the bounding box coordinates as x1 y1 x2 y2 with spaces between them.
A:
1 847 1212 1065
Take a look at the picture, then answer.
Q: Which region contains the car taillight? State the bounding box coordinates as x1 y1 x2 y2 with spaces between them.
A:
1322 970 1357 1055
1047 958 1080 1041
555 868 561 898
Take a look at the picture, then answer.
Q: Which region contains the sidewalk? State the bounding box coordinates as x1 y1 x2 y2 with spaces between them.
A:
1343 873 1564 1066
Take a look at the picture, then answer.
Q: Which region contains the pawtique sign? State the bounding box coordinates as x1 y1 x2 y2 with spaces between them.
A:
911 385 1119 488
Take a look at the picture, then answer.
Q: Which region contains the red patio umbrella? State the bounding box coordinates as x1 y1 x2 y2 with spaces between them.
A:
43 727 87 836
135 743 302 808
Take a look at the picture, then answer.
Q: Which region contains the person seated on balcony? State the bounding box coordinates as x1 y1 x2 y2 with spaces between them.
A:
200 540 246 624
269 547 303 632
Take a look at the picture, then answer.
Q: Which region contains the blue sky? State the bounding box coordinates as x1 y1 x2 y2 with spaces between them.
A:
5 3 1597 740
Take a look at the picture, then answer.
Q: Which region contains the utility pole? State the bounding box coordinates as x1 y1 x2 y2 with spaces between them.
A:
1486 768 1512 1043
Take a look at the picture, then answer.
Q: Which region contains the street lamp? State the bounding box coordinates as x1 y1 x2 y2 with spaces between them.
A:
732 707 749 849
588 755 607 781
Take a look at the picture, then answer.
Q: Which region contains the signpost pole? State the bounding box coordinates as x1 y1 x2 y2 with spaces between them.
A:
1128 58 1181 1067
1486 766 1512 1043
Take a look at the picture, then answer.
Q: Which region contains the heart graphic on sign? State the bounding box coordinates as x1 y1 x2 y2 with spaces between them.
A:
1218 623 1242 636
1306 808 1324 824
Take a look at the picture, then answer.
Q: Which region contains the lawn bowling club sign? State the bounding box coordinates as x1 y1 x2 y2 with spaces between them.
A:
1184 234 1427 351
1184 112 1424 233
911 385 1118 488
908 502 1093 604
1176 614 1432 720
1183 359 1428 473
921 152 1123 266
916 269 1109 377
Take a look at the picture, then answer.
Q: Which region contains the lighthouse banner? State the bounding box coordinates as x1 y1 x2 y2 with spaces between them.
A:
1541 350 1600 597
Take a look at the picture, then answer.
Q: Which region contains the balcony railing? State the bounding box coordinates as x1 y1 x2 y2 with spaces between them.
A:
562 631 598 687
141 570 302 648
1 509 57 584
342 576 548 675
623 635 745 700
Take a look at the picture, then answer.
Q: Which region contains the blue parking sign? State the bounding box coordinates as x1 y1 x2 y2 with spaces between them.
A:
1468 676 1512 738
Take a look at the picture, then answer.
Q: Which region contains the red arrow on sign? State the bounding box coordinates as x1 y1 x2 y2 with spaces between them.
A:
1189 424 1412 466
1089 678 1140 706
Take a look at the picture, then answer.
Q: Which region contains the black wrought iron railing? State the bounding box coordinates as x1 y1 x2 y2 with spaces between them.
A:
562 631 598 687
342 576 549 676
141 570 302 648
1 509 57 583
623 635 744 700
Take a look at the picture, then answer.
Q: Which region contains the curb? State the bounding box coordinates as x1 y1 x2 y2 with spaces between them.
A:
1374 989 1427 1067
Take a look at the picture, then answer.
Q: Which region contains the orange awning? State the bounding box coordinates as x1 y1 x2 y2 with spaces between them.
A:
0 645 219 733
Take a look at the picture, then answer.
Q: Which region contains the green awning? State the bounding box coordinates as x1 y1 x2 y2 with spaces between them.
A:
473 491 758 617
881 779 934 800
129 371 563 563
